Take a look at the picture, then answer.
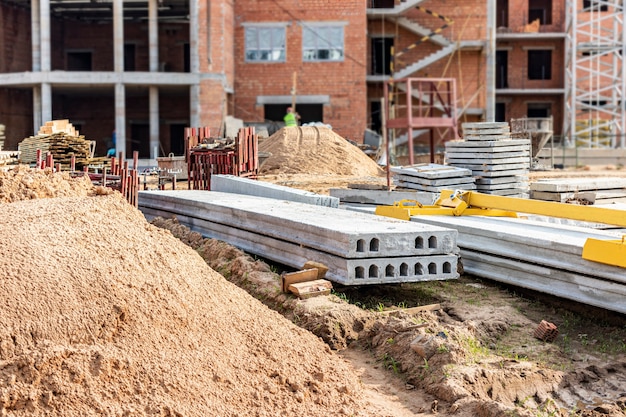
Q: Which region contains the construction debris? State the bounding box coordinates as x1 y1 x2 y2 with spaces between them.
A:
390 163 476 192
446 122 531 197
533 320 559 342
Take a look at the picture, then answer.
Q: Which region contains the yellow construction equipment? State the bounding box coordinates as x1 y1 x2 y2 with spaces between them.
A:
375 189 626 268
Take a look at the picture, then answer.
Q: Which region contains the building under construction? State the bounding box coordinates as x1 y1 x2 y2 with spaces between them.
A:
0 0 624 160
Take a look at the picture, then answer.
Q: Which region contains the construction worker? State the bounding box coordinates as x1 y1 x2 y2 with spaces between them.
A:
283 106 300 127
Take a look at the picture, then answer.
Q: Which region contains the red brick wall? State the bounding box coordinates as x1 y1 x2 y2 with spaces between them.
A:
0 89 33 151
0 3 31 72
197 0 235 132
234 0 367 142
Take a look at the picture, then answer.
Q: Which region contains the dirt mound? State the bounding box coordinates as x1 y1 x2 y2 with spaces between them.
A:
0 165 106 202
0 171 375 416
259 126 384 177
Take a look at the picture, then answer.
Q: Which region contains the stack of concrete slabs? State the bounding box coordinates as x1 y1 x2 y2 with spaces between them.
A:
530 177 626 204
138 190 459 285
446 122 531 197
410 214 626 315
390 163 476 192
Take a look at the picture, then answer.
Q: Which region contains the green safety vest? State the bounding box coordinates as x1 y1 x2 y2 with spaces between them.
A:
284 112 297 127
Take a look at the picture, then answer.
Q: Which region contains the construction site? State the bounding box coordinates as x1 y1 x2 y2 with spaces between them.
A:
1 0 626 416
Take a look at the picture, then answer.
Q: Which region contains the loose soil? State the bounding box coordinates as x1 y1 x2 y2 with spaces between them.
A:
2 129 626 416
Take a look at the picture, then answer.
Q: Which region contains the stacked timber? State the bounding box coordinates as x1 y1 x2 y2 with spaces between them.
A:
411 214 626 315
445 122 531 197
17 120 100 169
530 177 626 204
138 190 460 286
390 163 475 192
0 124 5 150
18 132 95 168
0 150 20 169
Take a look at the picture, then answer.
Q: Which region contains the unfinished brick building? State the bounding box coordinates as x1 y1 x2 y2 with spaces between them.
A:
0 0 624 160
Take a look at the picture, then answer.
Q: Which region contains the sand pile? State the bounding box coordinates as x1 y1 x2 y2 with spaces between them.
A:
0 165 104 203
0 167 373 416
259 127 384 177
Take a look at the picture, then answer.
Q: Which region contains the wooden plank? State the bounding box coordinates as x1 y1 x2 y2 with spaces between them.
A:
281 268 320 292
287 279 333 299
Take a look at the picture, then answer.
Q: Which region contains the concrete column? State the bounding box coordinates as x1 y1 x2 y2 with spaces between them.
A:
190 85 200 128
189 0 200 127
150 86 160 159
40 0 50 72
32 86 42 134
31 0 40 72
485 0 496 122
115 83 126 158
149 0 159 72
189 0 199 74
113 0 124 73
41 83 52 125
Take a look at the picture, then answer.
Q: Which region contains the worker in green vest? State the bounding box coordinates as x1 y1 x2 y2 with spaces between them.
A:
283 106 300 127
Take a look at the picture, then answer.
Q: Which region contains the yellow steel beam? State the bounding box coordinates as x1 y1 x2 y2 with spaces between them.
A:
582 237 626 268
437 190 626 227
374 199 518 220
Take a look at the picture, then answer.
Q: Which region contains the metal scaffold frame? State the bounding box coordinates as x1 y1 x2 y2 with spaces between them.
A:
564 0 626 148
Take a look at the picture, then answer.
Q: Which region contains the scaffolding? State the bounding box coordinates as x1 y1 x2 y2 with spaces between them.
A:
384 78 458 165
563 0 626 148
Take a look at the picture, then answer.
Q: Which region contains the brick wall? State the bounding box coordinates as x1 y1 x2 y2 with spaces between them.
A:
0 3 31 72
233 0 367 142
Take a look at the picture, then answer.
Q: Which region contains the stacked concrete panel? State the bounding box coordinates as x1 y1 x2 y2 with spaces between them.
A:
445 122 531 197
390 163 476 192
530 177 626 204
211 174 340 207
410 215 626 315
0 124 5 151
138 190 459 285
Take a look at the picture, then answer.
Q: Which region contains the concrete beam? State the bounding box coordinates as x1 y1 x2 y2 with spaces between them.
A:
210 175 340 208
139 190 458 259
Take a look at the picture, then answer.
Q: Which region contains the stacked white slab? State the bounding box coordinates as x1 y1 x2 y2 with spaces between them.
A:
410 215 626 315
211 174 340 208
445 122 531 197
390 163 476 192
138 190 460 285
530 177 626 204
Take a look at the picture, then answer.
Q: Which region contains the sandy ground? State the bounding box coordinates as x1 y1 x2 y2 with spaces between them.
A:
2 127 626 416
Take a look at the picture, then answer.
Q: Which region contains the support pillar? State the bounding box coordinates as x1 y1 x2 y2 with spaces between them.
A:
189 0 200 127
149 0 159 72
115 83 126 158
485 0 496 122
41 83 52 126
150 87 159 159
40 0 52 126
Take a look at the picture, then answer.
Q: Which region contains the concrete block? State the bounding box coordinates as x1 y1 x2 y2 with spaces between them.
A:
210 174 339 208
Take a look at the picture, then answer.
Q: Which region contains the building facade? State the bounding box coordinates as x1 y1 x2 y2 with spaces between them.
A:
0 0 623 160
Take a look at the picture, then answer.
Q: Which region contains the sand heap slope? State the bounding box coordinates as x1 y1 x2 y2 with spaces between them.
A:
259 126 384 177
0 190 371 416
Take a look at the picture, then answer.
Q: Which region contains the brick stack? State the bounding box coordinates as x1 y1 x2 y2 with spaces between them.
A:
445 122 531 197
185 126 258 190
